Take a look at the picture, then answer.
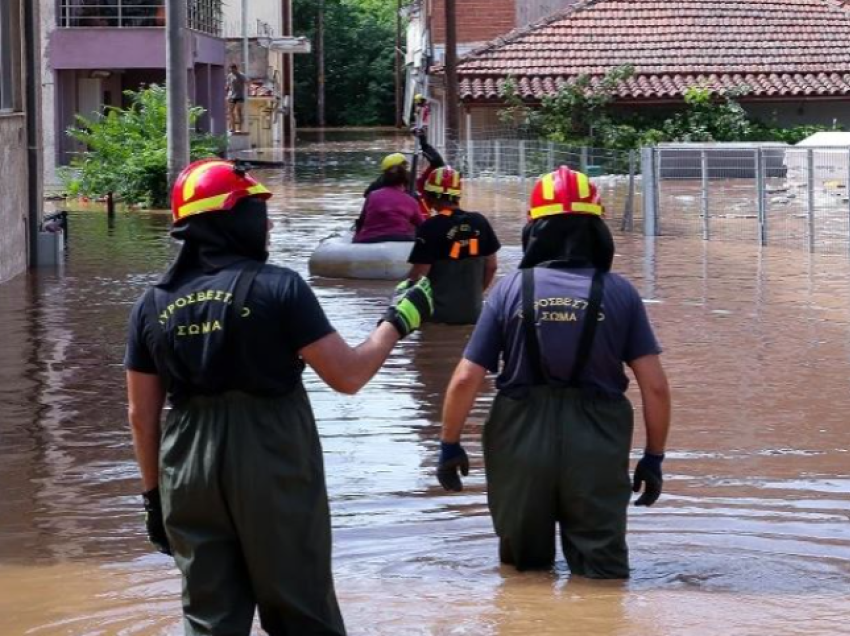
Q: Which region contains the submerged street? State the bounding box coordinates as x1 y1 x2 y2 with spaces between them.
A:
1 133 850 635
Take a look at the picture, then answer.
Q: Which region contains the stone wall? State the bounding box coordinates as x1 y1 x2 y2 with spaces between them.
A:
0 114 30 283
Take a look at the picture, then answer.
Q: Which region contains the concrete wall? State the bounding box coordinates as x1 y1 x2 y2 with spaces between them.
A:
0 114 30 283
221 0 283 39
40 0 58 188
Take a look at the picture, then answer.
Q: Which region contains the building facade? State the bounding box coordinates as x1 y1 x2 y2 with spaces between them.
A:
220 0 297 149
1 0 41 283
407 0 578 144
41 0 227 187
428 0 850 147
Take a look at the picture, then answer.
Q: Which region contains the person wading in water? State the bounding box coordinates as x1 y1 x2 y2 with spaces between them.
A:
436 166 671 577
125 159 433 635
403 165 501 325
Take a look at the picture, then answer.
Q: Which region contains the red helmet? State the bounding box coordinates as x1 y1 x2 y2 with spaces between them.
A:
423 166 462 199
171 159 272 224
528 166 603 221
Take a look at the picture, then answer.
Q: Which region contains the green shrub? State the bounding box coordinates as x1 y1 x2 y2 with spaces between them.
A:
64 85 225 209
500 73 840 149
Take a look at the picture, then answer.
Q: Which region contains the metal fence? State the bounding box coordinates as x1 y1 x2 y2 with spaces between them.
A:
447 139 641 232
450 138 850 254
58 0 222 35
643 145 850 255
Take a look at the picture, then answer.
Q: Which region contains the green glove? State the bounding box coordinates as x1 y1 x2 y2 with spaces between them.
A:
394 279 413 302
383 277 433 337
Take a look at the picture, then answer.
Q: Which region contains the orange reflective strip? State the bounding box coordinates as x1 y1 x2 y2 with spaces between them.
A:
469 238 479 256
450 242 461 259
576 172 591 199
542 173 556 201
183 161 232 201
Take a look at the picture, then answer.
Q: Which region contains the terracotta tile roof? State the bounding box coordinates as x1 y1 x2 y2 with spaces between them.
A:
450 0 850 102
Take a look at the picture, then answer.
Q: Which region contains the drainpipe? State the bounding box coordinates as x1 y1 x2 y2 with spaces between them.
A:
24 0 42 267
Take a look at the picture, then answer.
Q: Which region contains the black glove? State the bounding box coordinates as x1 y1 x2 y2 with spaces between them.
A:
143 488 172 555
437 442 469 492
382 277 433 338
632 452 664 507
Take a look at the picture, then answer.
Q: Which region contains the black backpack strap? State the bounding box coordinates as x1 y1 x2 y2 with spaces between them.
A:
568 270 606 388
521 267 549 385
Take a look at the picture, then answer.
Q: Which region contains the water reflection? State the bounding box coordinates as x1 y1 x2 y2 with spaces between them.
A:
1 131 849 635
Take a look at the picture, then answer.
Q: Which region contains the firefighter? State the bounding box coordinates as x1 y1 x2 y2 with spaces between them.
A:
404 165 500 325
436 166 671 578
125 159 433 635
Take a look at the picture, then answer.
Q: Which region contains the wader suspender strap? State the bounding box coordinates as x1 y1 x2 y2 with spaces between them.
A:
569 270 606 388
141 261 263 389
521 267 606 387
521 268 550 385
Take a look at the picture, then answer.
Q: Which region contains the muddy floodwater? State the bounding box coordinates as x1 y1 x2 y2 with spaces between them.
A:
2 131 850 635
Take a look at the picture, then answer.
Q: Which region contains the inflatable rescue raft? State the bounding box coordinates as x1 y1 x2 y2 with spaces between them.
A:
308 231 413 280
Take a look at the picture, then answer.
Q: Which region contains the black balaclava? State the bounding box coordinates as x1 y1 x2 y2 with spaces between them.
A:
158 196 269 288
519 214 615 271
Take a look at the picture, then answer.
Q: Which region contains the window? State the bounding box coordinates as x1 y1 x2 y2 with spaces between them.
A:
0 0 14 111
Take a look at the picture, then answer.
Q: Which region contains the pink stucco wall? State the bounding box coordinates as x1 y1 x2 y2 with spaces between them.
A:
49 28 225 70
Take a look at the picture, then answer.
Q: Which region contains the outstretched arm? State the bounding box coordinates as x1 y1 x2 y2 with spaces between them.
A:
301 278 434 395
300 324 399 395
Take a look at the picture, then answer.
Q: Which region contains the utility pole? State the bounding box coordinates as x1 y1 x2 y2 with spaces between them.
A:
317 0 326 127
242 0 250 78
444 0 460 146
395 0 403 128
166 0 189 186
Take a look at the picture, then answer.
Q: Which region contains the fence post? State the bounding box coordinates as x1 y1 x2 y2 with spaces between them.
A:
548 141 555 170
641 146 658 236
701 149 710 240
466 130 475 178
807 148 816 252
580 146 589 173
494 141 501 178
755 148 767 246
621 150 636 232
519 140 527 183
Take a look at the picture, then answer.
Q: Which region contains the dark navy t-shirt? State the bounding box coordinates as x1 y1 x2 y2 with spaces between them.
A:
464 267 661 396
125 262 335 404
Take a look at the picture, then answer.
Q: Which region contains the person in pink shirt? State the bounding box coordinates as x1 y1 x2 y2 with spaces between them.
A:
354 154 424 243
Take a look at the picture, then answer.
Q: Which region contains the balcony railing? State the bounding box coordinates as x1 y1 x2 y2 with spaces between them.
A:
58 1 222 36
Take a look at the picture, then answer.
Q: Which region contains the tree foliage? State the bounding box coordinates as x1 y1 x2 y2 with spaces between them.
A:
293 0 401 126
62 85 224 208
500 68 835 149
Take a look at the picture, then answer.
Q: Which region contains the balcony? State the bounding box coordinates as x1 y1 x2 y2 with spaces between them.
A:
58 1 222 36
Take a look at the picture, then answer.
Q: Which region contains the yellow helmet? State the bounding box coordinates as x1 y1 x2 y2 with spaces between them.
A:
381 153 408 172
